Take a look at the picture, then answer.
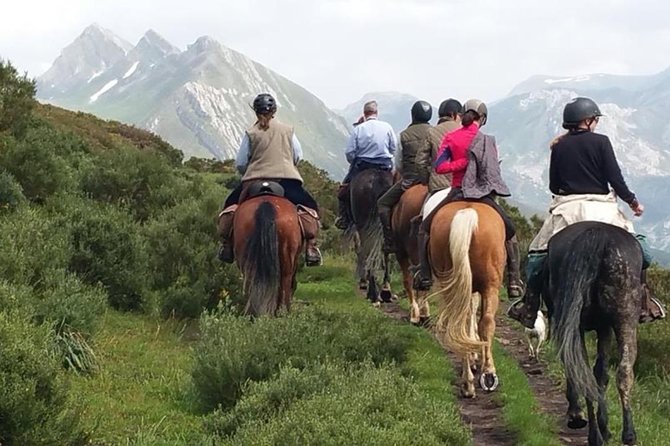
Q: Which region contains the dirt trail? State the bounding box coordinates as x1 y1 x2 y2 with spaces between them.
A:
380 300 589 446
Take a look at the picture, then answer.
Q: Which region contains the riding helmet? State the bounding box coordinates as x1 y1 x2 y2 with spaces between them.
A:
438 98 463 117
562 97 602 129
253 93 277 115
462 99 488 125
411 100 433 123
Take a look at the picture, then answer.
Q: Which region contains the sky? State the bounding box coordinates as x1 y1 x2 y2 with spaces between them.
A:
2 0 670 109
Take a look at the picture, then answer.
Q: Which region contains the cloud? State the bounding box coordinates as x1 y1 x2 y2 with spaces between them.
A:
1 0 669 108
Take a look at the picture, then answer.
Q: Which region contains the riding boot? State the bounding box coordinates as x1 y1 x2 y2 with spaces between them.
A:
216 205 237 263
505 235 525 298
639 269 666 323
298 206 323 267
412 226 433 291
378 207 396 254
507 251 545 329
335 184 351 230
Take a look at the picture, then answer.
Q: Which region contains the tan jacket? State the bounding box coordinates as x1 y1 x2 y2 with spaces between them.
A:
241 120 303 182
425 118 461 192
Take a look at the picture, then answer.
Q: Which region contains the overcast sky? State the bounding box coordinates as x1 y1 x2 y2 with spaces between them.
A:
2 0 669 108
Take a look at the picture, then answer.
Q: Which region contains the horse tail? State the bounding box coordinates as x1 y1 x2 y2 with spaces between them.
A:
551 228 607 402
242 201 280 317
436 208 485 354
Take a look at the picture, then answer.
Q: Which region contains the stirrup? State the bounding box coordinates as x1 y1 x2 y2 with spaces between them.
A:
305 247 322 267
412 270 432 291
640 297 666 324
507 281 525 299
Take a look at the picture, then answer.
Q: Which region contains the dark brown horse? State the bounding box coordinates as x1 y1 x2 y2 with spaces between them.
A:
349 168 394 302
233 194 302 316
391 183 429 323
430 202 506 398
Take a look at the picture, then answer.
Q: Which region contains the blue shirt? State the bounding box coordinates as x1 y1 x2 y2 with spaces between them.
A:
236 132 303 175
345 117 397 165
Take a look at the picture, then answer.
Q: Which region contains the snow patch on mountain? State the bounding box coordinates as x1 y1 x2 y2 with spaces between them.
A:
89 79 118 103
123 61 139 79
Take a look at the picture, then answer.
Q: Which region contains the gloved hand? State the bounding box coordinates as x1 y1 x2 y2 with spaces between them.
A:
630 199 644 217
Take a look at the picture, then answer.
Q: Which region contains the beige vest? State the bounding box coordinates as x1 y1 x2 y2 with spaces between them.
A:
242 120 303 183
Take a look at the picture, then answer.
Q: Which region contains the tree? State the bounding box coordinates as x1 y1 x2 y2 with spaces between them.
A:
0 59 36 137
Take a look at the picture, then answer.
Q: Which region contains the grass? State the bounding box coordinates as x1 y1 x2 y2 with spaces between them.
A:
70 310 210 445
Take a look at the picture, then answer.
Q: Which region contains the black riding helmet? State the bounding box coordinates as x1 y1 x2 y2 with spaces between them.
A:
411 100 433 123
253 93 277 115
438 98 462 117
562 97 602 129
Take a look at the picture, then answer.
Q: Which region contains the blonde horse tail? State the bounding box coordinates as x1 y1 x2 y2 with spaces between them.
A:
436 208 485 355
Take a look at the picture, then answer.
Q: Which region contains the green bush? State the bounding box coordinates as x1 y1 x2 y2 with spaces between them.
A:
81 147 197 221
47 196 149 311
0 59 36 137
0 169 27 212
0 311 88 446
0 128 79 202
0 206 72 286
192 306 412 411
143 186 242 318
207 362 468 446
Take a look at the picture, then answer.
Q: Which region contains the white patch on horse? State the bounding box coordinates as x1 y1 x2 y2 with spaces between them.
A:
525 310 547 359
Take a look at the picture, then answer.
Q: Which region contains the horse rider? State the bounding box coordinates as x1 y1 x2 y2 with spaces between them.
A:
376 100 434 253
413 99 525 300
335 100 397 229
508 97 666 328
411 99 462 284
216 93 322 267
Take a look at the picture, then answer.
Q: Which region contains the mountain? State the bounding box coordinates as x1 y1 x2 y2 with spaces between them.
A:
337 92 426 133
37 25 349 177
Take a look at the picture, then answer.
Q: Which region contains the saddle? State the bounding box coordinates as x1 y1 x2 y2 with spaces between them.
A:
239 180 285 203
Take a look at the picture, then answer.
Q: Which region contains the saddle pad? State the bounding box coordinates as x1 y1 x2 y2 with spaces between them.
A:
422 187 452 220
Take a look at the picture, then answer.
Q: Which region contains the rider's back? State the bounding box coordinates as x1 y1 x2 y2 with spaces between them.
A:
243 120 303 183
349 119 395 163
550 131 634 203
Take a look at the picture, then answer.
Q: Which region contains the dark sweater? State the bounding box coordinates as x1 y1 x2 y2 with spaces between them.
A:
549 130 636 205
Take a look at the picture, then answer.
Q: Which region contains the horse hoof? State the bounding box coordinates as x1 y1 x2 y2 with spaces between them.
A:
460 387 476 399
380 289 393 303
567 413 588 429
479 373 499 392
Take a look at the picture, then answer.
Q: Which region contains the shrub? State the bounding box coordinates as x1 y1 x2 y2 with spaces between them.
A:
0 59 36 137
0 311 88 445
192 306 412 411
0 169 27 212
0 206 72 286
206 362 468 446
47 196 149 311
143 186 241 318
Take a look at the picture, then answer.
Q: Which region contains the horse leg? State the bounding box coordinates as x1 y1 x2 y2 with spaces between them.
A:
461 353 476 399
367 271 379 303
586 397 604 446
357 241 367 290
614 319 638 445
418 290 430 326
380 253 393 303
399 256 420 324
594 328 612 443
478 288 499 392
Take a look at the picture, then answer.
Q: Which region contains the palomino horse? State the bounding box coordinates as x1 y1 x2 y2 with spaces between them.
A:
233 193 302 317
431 201 506 398
544 221 642 446
390 183 429 324
349 168 394 302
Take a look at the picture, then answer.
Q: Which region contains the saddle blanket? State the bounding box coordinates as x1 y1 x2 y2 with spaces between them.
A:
529 192 635 252
421 187 452 220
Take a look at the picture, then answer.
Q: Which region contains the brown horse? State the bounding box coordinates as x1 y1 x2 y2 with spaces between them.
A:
430 201 506 398
233 194 303 316
390 183 429 324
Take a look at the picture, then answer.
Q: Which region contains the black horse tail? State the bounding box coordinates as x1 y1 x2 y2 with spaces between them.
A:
242 201 280 317
551 228 608 402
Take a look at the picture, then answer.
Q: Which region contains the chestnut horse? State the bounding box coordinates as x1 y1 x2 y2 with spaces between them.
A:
390 183 429 324
430 201 506 398
233 194 303 316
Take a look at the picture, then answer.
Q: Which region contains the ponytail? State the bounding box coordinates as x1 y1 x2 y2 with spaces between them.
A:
461 110 479 127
